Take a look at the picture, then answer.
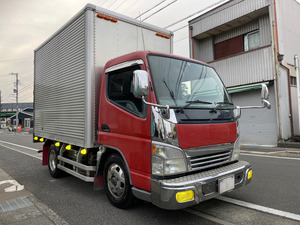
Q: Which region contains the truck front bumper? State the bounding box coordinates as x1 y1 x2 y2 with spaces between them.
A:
151 161 252 210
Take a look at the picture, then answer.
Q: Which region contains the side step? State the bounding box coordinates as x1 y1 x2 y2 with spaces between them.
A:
57 156 95 182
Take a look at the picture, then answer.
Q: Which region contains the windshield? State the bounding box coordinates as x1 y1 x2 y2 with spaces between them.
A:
148 55 232 109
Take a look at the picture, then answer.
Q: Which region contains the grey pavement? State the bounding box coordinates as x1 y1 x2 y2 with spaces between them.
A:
0 166 68 225
241 143 300 157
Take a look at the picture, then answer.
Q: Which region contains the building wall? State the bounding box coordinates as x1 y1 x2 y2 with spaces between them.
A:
277 0 300 65
190 0 270 37
211 46 274 87
277 65 292 139
231 85 278 146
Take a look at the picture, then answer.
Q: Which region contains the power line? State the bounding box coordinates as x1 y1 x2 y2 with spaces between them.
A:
166 0 230 31
142 0 177 22
121 0 141 13
113 0 127 11
174 36 189 43
135 0 166 19
100 0 110 6
107 0 119 9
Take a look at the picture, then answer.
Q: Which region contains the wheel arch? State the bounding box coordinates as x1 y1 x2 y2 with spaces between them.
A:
96 145 132 185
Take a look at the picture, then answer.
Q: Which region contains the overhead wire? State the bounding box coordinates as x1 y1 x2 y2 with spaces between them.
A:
141 0 177 21
113 0 127 11
121 0 141 13
135 0 166 19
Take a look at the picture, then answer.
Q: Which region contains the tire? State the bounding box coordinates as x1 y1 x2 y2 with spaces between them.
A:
103 154 135 209
48 144 62 178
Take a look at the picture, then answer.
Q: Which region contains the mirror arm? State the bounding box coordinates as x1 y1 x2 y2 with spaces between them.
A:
142 96 169 109
142 96 170 119
238 99 271 109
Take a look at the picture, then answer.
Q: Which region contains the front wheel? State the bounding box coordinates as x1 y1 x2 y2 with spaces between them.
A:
48 144 62 178
103 154 135 208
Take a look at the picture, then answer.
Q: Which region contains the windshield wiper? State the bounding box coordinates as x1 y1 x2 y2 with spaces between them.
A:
162 78 177 105
177 100 212 113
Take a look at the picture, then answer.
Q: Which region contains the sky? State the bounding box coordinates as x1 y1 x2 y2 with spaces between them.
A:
0 0 222 103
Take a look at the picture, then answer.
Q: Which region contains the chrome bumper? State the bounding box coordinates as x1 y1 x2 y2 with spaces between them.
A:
151 161 252 210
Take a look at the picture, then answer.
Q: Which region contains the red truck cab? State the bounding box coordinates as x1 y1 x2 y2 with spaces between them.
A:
97 50 252 209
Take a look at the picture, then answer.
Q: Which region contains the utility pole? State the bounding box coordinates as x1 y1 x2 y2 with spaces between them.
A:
295 55 300 131
0 90 2 129
9 73 19 132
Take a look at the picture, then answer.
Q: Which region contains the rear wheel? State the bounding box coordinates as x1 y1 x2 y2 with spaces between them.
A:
48 144 62 178
103 154 135 208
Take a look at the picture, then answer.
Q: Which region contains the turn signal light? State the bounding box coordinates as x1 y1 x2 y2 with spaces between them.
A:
248 170 253 180
176 190 194 203
80 149 87 155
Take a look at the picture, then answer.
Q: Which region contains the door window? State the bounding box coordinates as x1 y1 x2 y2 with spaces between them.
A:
107 65 145 117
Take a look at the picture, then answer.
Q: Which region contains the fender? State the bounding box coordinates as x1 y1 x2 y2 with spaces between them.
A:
95 145 132 185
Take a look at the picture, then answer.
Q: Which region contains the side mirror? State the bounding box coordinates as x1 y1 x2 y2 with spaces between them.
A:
261 84 271 109
261 83 269 100
132 70 149 98
239 83 271 110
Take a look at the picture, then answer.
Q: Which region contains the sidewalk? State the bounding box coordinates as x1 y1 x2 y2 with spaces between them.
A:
0 167 68 225
241 144 300 158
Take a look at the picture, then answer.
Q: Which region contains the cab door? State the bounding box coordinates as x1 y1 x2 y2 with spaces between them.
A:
99 62 152 191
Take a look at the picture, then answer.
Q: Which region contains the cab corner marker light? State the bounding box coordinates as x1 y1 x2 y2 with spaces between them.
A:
55 142 60 147
97 14 105 19
111 18 118 23
248 170 253 180
81 149 87 155
39 138 44 142
176 190 194 203
104 16 111 20
34 136 38 141
66 145 72 150
152 145 156 154
156 32 162 37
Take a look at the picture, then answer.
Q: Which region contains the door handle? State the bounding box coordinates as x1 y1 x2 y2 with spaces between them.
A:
101 124 110 133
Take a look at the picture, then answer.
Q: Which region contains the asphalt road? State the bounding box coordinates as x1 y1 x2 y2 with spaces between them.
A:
0 131 299 225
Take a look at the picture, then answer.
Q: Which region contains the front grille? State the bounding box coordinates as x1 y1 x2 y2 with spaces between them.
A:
189 150 232 171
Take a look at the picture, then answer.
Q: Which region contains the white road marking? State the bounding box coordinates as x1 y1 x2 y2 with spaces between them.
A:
241 153 300 161
0 144 41 160
0 140 40 152
0 180 24 192
217 196 300 222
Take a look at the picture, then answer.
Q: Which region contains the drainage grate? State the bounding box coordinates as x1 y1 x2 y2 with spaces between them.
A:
0 197 33 212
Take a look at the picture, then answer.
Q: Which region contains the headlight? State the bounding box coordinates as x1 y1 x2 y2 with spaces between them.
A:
234 106 241 120
231 136 240 161
152 142 187 176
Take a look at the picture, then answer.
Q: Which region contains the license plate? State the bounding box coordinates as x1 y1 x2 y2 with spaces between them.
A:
219 176 235 194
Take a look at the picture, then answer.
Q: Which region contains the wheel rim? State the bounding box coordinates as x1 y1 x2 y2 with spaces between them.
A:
49 150 56 172
107 163 125 200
